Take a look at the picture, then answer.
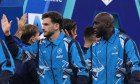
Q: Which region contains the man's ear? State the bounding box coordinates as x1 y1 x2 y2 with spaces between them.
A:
55 23 60 30
29 36 35 43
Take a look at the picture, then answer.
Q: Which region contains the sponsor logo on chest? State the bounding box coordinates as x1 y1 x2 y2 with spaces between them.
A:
112 52 118 55
112 45 119 55
56 55 63 58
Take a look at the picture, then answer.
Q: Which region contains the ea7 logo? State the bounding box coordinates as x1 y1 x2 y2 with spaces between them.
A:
102 0 113 6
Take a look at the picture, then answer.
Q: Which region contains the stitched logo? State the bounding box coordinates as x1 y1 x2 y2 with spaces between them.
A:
57 48 62 54
97 50 102 54
112 52 118 55
113 45 118 51
56 55 63 58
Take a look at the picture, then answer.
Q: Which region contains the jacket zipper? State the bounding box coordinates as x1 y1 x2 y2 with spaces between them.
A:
106 41 108 84
51 42 55 84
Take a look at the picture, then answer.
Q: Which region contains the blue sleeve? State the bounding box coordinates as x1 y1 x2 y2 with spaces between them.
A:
5 34 38 61
84 44 97 70
0 39 15 84
125 39 140 83
125 39 140 72
16 41 38 60
84 46 91 60
84 46 92 70
13 36 21 45
69 41 89 84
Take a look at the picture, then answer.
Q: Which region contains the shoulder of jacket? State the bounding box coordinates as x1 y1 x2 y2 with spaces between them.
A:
63 36 73 44
39 38 46 44
117 33 130 41
91 40 100 47
117 33 131 48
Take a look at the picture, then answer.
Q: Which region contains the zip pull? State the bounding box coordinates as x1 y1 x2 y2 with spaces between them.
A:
51 42 53 46
106 41 108 45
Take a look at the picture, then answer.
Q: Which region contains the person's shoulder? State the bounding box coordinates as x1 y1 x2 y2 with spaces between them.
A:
91 40 100 47
117 32 130 40
63 35 74 44
39 38 47 44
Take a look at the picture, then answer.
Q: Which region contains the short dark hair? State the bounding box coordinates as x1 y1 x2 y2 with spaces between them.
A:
84 26 96 41
42 11 63 30
21 24 40 43
62 18 77 36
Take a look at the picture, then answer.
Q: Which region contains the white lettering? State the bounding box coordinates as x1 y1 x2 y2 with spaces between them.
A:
44 0 62 2
56 55 63 58
112 52 118 55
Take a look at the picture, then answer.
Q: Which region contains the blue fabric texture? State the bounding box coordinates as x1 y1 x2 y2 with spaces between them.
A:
85 28 140 84
0 39 15 84
15 32 88 84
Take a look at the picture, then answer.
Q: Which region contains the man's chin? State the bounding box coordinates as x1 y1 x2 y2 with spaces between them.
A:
44 34 51 38
43 34 48 37
96 34 101 38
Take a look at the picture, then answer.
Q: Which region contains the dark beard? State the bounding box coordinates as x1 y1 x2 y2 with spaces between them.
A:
96 29 105 38
96 32 102 38
44 31 55 38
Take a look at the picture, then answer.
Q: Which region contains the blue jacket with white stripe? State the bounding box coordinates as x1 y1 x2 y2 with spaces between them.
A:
5 31 88 84
85 28 140 84
9 36 39 84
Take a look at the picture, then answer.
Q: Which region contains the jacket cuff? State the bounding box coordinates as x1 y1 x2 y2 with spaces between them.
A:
77 75 89 84
0 70 13 84
5 34 14 43
128 70 140 84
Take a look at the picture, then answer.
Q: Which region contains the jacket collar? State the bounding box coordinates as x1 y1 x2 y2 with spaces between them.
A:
45 31 65 47
101 28 120 45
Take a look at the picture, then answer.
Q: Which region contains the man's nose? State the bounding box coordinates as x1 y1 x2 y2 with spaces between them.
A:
93 25 96 29
42 26 44 30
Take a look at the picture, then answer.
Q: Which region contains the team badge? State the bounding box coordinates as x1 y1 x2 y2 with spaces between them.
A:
57 48 62 54
113 45 117 51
